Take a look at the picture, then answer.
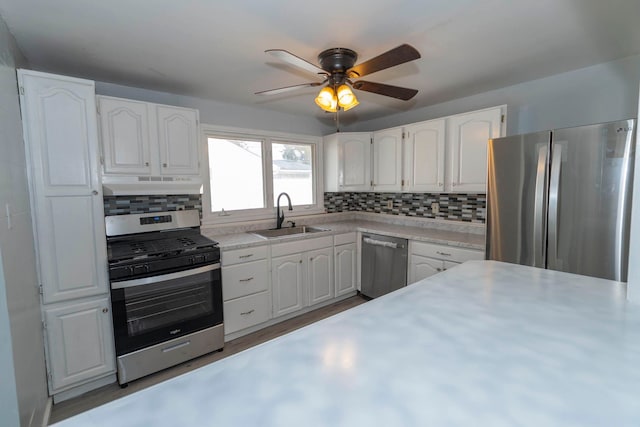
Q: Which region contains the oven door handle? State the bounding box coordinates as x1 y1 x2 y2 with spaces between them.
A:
111 263 220 290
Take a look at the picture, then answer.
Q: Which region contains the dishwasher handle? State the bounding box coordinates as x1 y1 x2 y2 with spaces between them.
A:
363 237 404 249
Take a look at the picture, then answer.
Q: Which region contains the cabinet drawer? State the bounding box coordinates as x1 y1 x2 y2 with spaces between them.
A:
334 232 356 245
222 260 269 301
222 245 268 266
410 241 484 263
224 291 271 334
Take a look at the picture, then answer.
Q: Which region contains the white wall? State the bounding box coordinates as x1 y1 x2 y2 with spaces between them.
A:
345 54 640 136
627 84 640 302
0 16 49 427
95 81 335 136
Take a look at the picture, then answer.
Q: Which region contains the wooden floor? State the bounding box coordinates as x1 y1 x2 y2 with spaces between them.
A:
48 295 367 425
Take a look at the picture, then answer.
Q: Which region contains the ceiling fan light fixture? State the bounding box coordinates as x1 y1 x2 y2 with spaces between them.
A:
337 84 359 111
315 86 338 112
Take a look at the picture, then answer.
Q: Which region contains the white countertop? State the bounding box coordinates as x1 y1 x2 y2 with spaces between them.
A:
209 219 486 251
53 261 640 426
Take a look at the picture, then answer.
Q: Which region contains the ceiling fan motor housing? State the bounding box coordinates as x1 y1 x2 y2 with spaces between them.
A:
318 48 358 74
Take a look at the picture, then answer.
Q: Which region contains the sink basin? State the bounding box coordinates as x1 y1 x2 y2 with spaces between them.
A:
251 225 329 239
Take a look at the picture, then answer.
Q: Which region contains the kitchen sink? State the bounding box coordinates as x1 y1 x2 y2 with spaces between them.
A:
251 225 330 239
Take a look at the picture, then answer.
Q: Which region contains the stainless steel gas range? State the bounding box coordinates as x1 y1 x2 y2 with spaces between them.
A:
105 210 223 385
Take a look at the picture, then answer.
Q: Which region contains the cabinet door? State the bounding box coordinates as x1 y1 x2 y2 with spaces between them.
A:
222 260 269 301
308 247 334 306
98 97 151 175
44 298 115 392
404 120 445 192
335 242 357 297
409 255 444 284
339 132 372 191
272 254 305 317
156 105 199 175
223 291 271 335
373 127 403 192
448 107 503 192
18 71 109 303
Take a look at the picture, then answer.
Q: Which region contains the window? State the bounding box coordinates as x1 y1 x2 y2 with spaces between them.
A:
208 138 265 212
203 127 323 223
272 142 313 205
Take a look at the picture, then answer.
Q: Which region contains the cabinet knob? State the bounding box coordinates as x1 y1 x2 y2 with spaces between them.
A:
438 182 443 186
102 308 109 313
162 163 167 167
92 190 99 195
452 182 457 186
145 162 149 166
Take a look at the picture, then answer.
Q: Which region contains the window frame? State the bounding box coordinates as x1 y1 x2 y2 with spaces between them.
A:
201 124 325 226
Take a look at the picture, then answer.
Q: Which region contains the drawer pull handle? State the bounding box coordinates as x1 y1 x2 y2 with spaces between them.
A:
240 309 255 316
436 251 451 256
239 254 254 259
162 340 190 353
239 277 254 282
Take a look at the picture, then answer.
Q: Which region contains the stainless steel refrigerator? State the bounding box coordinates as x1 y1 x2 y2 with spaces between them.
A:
486 119 636 281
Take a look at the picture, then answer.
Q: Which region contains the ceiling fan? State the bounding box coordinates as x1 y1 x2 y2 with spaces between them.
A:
255 44 421 113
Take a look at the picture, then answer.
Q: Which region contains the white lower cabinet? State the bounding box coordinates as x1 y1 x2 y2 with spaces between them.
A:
334 233 358 297
44 298 115 392
408 241 484 284
271 236 334 318
308 247 334 306
223 292 271 335
221 246 271 335
272 253 305 317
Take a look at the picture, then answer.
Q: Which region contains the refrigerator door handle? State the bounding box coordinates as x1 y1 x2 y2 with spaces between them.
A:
548 144 563 268
533 145 548 267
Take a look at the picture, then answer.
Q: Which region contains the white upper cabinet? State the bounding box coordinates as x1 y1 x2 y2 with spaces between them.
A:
98 97 151 175
324 132 372 192
156 105 199 175
372 127 403 192
447 107 503 192
19 70 109 303
98 96 200 176
403 119 446 192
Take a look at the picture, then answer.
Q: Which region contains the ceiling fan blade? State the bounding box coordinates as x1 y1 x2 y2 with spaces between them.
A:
255 82 324 96
265 49 326 76
351 80 418 101
348 44 421 78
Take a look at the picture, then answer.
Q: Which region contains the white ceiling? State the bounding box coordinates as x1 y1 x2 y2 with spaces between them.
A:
1 0 640 125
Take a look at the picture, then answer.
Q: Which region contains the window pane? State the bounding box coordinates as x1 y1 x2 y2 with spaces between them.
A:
272 142 313 206
208 138 264 211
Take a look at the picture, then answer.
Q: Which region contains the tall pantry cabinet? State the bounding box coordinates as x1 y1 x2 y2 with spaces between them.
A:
18 70 115 402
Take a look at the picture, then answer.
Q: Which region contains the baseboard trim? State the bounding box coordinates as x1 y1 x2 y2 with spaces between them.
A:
41 397 52 427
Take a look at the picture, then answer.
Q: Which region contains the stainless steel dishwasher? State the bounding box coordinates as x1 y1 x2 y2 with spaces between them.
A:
361 233 408 298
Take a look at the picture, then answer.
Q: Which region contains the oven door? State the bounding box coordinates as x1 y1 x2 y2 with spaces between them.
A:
110 263 223 356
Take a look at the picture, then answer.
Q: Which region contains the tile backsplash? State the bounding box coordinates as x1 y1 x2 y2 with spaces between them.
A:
324 192 486 223
103 194 202 216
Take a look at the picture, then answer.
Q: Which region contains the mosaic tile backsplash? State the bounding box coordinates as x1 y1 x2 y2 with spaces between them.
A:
324 192 486 223
103 195 202 216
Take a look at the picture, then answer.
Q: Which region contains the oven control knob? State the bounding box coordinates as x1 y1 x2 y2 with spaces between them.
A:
193 255 205 263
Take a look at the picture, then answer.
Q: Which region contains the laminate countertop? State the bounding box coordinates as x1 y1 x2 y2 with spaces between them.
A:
209 219 486 251
53 261 640 426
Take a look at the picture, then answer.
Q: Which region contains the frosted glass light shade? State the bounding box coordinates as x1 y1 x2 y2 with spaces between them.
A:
315 86 338 112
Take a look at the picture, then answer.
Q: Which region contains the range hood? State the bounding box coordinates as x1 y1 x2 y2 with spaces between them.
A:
102 175 203 196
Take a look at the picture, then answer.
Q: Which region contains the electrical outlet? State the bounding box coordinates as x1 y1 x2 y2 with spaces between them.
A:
386 200 393 209
431 202 440 214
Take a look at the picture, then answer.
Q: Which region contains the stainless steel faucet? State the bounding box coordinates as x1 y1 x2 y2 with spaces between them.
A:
276 192 292 229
